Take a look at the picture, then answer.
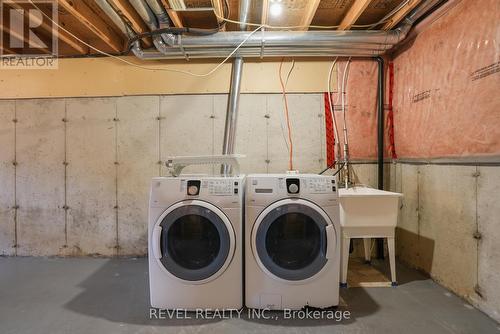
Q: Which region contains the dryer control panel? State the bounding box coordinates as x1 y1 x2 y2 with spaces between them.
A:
247 174 338 206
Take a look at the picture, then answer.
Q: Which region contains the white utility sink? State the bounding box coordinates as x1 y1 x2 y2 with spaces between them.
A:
339 186 402 228
338 186 403 287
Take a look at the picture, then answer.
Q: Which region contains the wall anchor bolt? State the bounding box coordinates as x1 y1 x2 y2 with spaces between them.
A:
113 118 119 122
13 205 19 209
63 161 69 166
114 161 119 165
13 244 18 248
472 171 480 177
318 114 323 118
62 118 68 122
156 116 165 120
157 161 162 165
209 115 215 119
12 161 17 166
474 284 483 298
473 232 482 240
114 205 119 209
265 159 270 164
264 114 270 119
62 205 69 210
12 118 17 123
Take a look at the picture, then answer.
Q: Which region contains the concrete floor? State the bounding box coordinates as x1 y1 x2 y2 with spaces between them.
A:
0 257 498 334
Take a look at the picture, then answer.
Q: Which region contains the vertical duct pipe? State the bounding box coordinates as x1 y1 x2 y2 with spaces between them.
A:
221 57 244 175
239 0 252 31
376 56 385 259
221 0 249 175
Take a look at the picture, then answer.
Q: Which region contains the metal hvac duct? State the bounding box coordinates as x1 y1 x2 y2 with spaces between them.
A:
99 0 445 59
130 0 443 59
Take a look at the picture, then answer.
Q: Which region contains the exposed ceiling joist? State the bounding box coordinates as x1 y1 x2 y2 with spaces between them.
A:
261 0 269 26
1 18 51 54
338 0 374 30
0 43 16 55
160 0 184 27
301 0 321 29
57 0 124 53
107 0 153 47
7 2 87 54
211 0 225 30
382 0 423 30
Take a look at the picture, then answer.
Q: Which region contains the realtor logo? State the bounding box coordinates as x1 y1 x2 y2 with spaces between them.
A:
1 0 58 69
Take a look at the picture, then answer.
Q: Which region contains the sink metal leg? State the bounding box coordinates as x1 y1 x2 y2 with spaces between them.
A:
340 236 350 287
387 236 397 286
363 238 371 264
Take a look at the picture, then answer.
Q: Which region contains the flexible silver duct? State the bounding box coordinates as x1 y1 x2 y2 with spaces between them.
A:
144 0 175 45
95 0 146 58
129 0 174 52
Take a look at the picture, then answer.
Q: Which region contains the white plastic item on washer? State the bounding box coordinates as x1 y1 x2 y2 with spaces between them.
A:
166 154 245 177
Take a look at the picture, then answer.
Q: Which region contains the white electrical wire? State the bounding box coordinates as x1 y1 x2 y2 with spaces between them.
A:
278 59 295 151
20 0 263 77
341 58 352 148
327 57 340 163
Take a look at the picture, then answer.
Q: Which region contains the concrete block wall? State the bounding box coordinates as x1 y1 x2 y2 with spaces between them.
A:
392 163 500 323
0 93 327 257
346 161 500 323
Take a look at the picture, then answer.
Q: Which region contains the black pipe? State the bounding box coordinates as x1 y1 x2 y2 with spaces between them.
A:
375 56 385 259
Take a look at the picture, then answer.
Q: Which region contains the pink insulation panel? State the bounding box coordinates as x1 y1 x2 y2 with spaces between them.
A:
392 0 500 158
335 60 379 160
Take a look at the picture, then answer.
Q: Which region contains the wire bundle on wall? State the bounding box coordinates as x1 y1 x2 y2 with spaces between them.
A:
321 58 351 180
279 58 295 171
327 57 340 165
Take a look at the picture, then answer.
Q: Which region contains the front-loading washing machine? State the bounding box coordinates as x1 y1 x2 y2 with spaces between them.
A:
148 175 244 310
245 173 340 310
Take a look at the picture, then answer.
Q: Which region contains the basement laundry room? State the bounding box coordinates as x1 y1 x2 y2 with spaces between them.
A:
0 0 499 333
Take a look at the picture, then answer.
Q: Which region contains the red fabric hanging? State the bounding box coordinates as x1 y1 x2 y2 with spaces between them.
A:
387 62 397 159
323 92 336 166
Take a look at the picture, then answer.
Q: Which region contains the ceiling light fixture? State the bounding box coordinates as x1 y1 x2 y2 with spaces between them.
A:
270 3 283 17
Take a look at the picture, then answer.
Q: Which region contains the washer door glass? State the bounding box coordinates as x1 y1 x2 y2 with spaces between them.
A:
256 203 328 281
159 205 231 281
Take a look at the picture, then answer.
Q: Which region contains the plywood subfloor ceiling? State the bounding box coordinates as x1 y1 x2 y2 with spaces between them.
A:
1 0 424 57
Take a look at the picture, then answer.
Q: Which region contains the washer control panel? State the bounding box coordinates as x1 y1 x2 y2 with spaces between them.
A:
206 179 232 195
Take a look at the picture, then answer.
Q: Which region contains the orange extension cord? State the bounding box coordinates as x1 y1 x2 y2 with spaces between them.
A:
279 59 294 171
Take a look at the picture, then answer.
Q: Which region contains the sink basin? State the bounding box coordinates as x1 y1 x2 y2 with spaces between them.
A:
338 186 403 228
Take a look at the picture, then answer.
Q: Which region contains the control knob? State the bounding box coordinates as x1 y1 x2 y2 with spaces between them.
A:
288 183 299 194
187 185 199 196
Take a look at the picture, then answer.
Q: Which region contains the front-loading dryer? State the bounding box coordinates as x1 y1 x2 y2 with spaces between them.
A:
245 173 340 310
148 175 244 310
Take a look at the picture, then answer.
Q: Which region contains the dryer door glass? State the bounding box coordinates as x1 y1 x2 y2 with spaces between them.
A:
256 203 328 281
159 205 231 281
167 214 220 270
